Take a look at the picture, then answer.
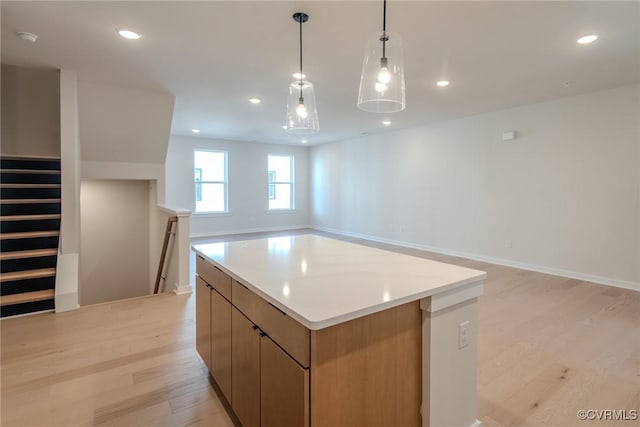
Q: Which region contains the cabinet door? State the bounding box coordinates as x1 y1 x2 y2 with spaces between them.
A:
211 288 232 402
232 307 260 427
195 276 211 372
261 336 309 427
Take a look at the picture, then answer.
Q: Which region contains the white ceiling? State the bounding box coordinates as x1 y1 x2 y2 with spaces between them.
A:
2 1 639 146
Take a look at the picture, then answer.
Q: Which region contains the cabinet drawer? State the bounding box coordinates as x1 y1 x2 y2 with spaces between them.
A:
232 279 310 367
196 255 232 300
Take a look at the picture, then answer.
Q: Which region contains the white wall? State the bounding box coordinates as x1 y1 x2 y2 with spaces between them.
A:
166 135 310 237
79 180 151 305
1 64 60 157
77 80 174 164
56 69 81 312
311 85 640 289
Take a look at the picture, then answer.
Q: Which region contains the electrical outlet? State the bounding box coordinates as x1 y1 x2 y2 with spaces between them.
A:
458 321 470 349
505 239 513 248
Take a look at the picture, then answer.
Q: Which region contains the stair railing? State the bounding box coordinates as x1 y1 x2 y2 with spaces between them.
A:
154 216 178 294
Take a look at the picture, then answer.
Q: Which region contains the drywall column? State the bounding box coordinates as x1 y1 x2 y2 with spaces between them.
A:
55 69 80 312
420 281 484 427
155 205 192 295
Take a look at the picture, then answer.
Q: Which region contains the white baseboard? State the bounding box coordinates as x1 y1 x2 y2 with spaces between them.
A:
191 224 313 239
312 225 640 292
173 282 193 295
55 292 80 313
55 252 80 312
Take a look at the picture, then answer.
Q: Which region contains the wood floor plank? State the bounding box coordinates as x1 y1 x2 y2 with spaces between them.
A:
1 230 638 427
0 248 58 260
0 289 54 306
0 213 61 221
0 230 60 239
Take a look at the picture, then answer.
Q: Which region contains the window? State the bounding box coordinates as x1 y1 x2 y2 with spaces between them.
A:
268 155 294 210
194 150 227 213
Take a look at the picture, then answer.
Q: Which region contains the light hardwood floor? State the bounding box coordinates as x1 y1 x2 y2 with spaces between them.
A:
2 230 639 426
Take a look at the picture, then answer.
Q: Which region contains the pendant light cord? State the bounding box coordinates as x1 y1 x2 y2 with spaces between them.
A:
299 17 304 102
381 0 387 59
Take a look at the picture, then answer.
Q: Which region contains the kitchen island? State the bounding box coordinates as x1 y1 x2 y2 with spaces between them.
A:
193 234 486 427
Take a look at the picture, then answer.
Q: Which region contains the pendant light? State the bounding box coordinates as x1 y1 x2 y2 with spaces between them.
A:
357 0 406 113
285 12 319 134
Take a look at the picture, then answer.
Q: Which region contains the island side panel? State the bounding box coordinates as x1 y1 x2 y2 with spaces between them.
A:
422 294 481 427
310 300 422 427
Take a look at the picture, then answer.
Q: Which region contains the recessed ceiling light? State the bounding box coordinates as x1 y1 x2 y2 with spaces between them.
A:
301 139 308 144
249 98 261 104
293 72 306 80
382 120 391 126
117 29 142 40
16 31 38 42
437 80 450 87
191 129 201 134
577 34 598 44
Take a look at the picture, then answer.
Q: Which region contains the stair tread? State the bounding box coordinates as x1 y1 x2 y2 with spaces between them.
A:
0 169 60 174
0 268 56 282
0 214 61 221
0 230 60 239
0 249 58 260
0 184 61 188
1 198 61 204
1 155 60 161
0 289 55 307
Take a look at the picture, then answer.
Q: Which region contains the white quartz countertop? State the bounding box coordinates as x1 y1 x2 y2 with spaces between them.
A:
192 234 486 330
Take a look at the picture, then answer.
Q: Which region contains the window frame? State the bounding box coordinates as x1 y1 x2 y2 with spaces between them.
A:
267 154 295 211
193 149 229 214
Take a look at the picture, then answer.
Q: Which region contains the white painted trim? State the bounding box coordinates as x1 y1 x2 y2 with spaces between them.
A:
312 225 640 292
55 292 80 313
191 224 313 239
173 283 193 295
55 252 80 312
157 205 191 217
264 209 297 214
421 282 484 313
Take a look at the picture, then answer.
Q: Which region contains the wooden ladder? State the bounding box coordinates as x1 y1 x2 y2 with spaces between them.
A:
154 216 178 294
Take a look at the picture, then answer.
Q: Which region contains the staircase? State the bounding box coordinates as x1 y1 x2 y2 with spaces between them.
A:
1 156 61 317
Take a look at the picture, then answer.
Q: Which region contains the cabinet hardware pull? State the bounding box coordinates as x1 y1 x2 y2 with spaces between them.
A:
237 282 249 290
252 325 259 331
268 302 287 316
259 331 267 338
214 266 223 272
197 255 204 261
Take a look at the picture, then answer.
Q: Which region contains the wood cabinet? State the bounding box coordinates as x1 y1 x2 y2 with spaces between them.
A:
231 307 261 427
196 256 232 403
195 276 211 372
211 287 231 402
196 255 419 427
261 335 309 427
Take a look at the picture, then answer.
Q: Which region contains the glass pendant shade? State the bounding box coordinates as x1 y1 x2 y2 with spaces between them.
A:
285 80 319 134
357 31 406 113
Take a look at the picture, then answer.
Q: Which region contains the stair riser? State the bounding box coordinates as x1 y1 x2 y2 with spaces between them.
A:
1 159 60 170
1 276 55 295
1 203 61 216
1 219 61 234
1 172 61 185
1 256 57 273
0 188 61 199
1 236 60 252
1 299 55 317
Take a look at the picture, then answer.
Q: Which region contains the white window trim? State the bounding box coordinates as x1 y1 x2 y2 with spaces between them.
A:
194 149 229 214
267 154 295 210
